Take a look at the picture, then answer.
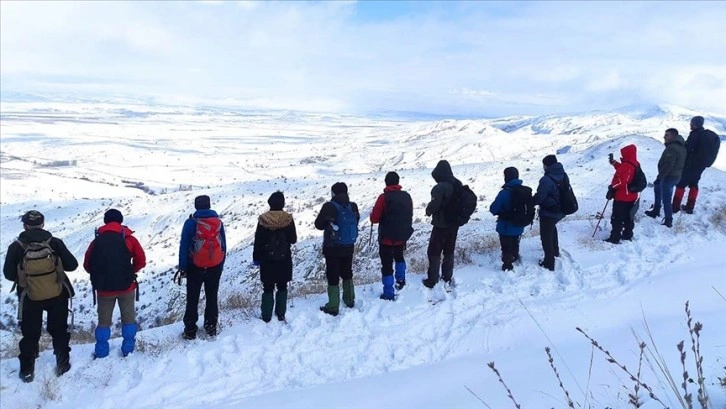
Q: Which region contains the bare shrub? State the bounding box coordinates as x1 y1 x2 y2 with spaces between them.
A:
708 205 726 233
40 374 60 402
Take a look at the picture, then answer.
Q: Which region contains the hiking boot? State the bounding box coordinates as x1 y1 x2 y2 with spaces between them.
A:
501 263 514 271
681 204 694 214
319 305 339 316
644 207 660 218
204 324 217 337
538 260 555 271
276 314 286 322
604 237 620 244
55 354 71 377
662 218 673 228
19 358 34 383
395 280 406 291
379 293 395 301
182 330 197 340
421 278 437 289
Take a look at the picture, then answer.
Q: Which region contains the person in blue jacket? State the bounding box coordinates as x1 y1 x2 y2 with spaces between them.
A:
176 195 227 340
489 167 526 271
533 155 567 271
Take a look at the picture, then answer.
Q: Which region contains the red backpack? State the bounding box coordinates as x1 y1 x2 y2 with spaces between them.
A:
190 217 224 268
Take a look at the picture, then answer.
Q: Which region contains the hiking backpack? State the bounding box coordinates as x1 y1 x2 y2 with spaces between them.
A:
88 230 135 292
625 161 647 193
190 216 225 268
702 129 721 168
547 174 579 216
502 185 536 227
444 183 478 227
16 238 64 301
330 201 359 246
263 229 289 262
380 190 414 242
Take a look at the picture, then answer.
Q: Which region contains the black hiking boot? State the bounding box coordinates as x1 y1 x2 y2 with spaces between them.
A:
19 358 34 383
662 218 673 228
644 207 660 218
204 324 217 337
379 293 395 301
55 354 71 377
538 260 555 271
182 329 197 340
319 306 339 316
395 280 406 290
604 237 620 244
276 314 286 322
501 263 514 271
421 278 437 289
681 204 694 214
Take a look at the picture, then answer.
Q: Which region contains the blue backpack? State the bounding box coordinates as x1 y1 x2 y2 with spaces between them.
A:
330 201 359 246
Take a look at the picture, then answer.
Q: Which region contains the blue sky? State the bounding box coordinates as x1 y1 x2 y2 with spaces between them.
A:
1 1 725 117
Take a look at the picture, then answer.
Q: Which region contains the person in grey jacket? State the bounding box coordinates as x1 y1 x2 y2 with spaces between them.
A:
645 128 687 227
423 160 462 288
533 155 567 271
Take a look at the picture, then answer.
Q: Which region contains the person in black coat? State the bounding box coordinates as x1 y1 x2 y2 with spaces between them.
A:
3 210 78 382
253 191 297 322
314 182 360 316
533 155 567 271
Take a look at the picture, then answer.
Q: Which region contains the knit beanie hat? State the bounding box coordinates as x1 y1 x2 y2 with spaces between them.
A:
194 195 211 210
103 208 124 224
21 210 44 226
267 191 285 211
384 171 400 186
542 154 558 167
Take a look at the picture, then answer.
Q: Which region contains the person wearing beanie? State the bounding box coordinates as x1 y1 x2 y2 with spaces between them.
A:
489 167 529 271
252 191 297 322
84 208 146 358
604 144 641 244
177 195 227 339
672 115 720 214
370 171 414 300
533 155 568 271
423 160 463 289
314 182 360 316
4 211 79 382
645 128 687 227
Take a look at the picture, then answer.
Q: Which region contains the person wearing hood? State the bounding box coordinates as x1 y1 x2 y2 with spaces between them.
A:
177 195 227 340
672 116 719 214
315 182 360 316
489 167 526 271
370 171 414 300
533 155 567 271
423 160 462 289
645 128 687 227
84 208 146 358
252 191 297 322
605 144 640 244
3 210 78 382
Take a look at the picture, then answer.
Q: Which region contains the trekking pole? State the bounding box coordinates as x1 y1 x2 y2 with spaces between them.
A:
368 222 373 250
592 199 611 238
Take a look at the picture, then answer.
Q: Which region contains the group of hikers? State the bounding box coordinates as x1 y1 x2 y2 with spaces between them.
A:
2 116 719 383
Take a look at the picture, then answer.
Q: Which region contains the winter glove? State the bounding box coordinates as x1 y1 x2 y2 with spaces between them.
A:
173 269 186 286
606 186 615 200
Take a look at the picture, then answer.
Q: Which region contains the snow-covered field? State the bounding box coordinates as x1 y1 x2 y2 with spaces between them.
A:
0 100 725 408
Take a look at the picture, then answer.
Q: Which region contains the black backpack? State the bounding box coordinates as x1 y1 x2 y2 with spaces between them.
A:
263 229 289 262
502 185 536 227
625 161 647 193
702 130 721 168
444 183 478 226
88 230 135 292
547 174 578 216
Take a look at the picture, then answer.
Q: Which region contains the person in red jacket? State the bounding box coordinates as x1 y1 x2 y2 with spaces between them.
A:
370 172 414 300
84 209 146 358
605 144 640 244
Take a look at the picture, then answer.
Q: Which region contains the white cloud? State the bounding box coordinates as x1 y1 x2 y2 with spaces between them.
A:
2 1 725 115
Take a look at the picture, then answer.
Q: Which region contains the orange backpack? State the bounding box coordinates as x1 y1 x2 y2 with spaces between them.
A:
190 217 224 268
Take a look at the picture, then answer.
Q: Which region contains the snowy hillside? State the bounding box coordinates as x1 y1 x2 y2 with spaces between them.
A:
1 101 725 408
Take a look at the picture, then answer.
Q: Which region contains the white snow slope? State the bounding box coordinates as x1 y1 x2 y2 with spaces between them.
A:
0 101 725 409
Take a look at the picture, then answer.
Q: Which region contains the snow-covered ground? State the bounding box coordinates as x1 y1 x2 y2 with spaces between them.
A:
0 101 724 408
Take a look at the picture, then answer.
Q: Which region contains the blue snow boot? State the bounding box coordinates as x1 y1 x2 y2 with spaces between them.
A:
394 261 406 290
380 275 395 300
121 323 137 357
94 327 111 359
